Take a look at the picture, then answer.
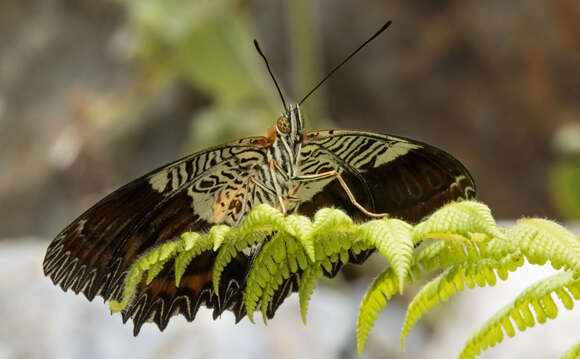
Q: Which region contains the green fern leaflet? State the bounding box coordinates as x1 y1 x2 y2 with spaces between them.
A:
109 201 580 358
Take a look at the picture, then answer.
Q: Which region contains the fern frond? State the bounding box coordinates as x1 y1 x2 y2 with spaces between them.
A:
298 230 367 323
359 219 414 292
212 230 271 293
238 203 288 231
413 201 503 243
559 340 580 359
212 204 290 293
109 231 212 312
414 239 482 275
400 252 524 351
104 199 579 359
299 265 324 324
284 214 316 261
357 268 400 355
309 207 358 261
244 232 307 323
508 218 580 275
245 208 366 323
409 202 510 278
311 207 354 233
459 271 580 359
174 232 214 286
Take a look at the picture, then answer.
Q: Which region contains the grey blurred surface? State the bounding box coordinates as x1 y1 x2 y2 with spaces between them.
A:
1 223 579 359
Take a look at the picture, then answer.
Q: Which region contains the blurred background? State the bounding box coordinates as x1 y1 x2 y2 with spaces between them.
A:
1 0 579 358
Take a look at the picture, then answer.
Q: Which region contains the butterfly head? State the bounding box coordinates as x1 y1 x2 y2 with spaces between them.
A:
276 104 303 145
263 104 304 177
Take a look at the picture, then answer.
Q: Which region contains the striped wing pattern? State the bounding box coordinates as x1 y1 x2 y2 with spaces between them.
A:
295 130 475 221
43 138 285 334
43 130 475 335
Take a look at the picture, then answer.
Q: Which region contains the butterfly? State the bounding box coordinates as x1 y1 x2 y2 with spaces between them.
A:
43 21 476 335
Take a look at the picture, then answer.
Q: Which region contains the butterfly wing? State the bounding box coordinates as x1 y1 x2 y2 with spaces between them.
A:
294 129 476 275
43 137 273 334
295 130 475 220
44 128 476 333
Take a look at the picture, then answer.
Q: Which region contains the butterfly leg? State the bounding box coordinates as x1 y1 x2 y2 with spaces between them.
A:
249 176 287 214
295 171 389 218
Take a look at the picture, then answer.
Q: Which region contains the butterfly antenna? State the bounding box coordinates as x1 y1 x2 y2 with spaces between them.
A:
299 20 392 106
254 40 288 112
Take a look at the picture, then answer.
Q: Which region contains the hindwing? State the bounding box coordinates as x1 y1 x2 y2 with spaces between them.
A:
43 137 270 334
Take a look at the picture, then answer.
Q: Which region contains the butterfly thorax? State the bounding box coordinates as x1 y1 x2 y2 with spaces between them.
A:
261 104 304 213
269 105 304 178
180 105 305 227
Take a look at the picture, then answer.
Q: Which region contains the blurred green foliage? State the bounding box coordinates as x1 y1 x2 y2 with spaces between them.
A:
106 0 325 151
121 0 278 149
550 123 580 219
550 160 580 219
126 0 271 103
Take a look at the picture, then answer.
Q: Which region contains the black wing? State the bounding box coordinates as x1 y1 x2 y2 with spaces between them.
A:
296 130 475 221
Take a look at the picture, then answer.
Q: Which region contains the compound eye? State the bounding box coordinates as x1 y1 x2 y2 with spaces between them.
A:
276 116 291 134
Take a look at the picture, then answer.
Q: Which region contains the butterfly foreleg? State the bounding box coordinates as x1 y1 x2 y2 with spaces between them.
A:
249 176 287 214
294 170 389 218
